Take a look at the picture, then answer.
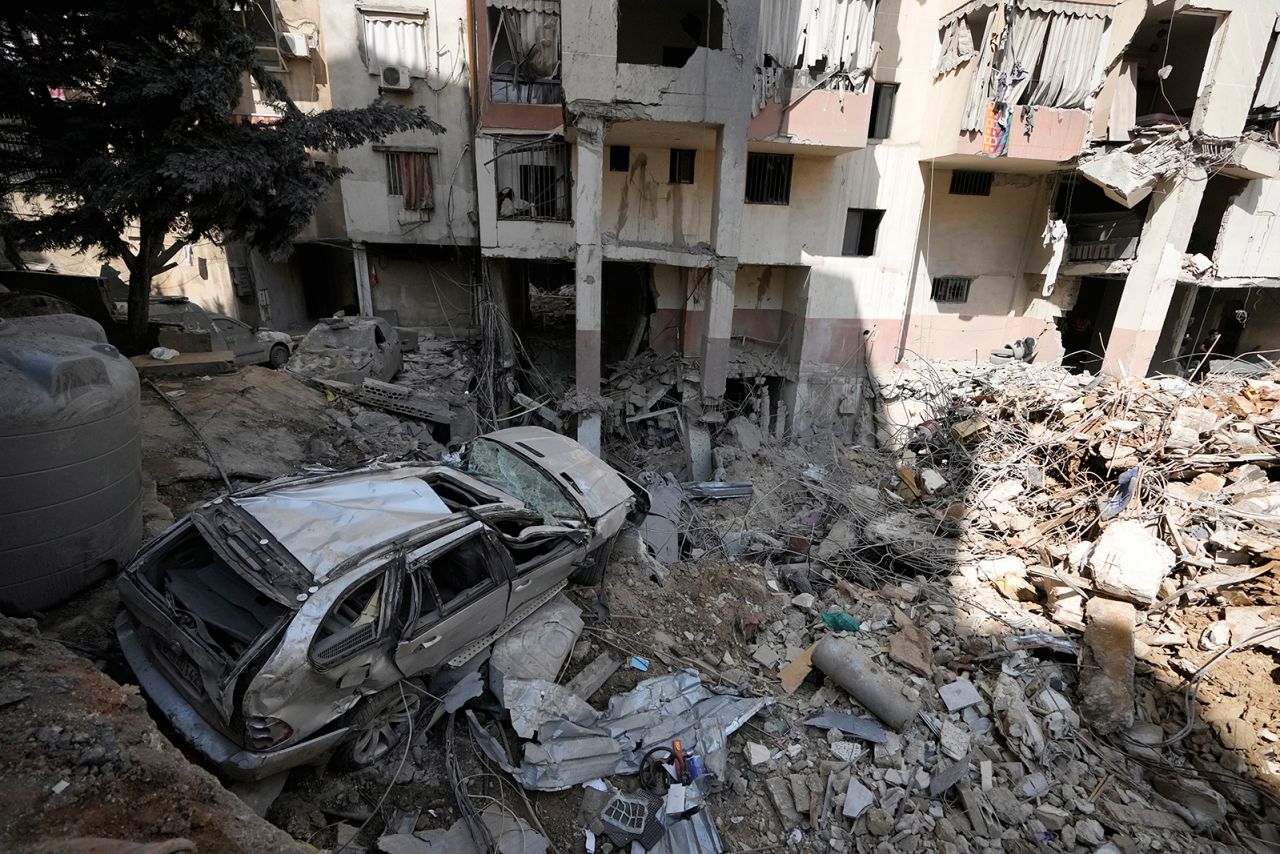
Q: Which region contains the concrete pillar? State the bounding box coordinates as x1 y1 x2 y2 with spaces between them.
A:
352 242 373 316
700 260 736 398
573 115 604 454
701 125 748 398
1102 169 1207 377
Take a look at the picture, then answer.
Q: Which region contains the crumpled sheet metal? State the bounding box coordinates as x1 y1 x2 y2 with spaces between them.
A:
503 677 597 739
493 669 771 791
489 594 584 700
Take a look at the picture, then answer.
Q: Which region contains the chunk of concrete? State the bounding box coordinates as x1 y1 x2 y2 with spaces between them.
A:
1088 521 1175 605
938 678 983 712
1078 597 1136 734
843 778 874 819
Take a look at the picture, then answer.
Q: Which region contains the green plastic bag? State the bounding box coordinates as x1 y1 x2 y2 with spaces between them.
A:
821 612 861 632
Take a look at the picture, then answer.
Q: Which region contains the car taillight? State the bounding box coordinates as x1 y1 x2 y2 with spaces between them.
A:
245 716 293 750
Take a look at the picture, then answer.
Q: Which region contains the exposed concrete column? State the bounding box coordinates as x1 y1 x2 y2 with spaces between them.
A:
700 260 736 398
352 241 373 316
1102 169 1207 378
702 125 748 398
573 115 605 454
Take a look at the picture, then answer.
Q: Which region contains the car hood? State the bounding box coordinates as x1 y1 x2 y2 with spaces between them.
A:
482 427 635 521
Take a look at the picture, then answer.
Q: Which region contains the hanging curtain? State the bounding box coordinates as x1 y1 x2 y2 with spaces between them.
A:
960 9 1000 131
1255 27 1280 109
399 153 434 211
494 0 561 80
758 0 806 67
998 10 1050 106
363 14 429 76
757 0 876 72
1027 12 1106 108
934 19 976 75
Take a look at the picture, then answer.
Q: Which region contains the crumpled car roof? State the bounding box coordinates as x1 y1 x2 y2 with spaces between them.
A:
233 470 451 577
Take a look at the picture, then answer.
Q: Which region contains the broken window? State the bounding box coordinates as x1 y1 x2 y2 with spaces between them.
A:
617 0 722 67
415 536 496 617
949 170 992 196
313 572 385 666
488 0 562 104
494 138 571 221
362 12 429 77
869 83 897 139
382 150 435 212
668 148 695 184
462 438 583 523
238 0 284 71
745 153 793 205
931 276 972 303
842 209 884 257
609 145 631 172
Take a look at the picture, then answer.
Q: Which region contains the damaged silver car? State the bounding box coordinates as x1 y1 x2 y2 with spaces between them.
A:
116 427 646 780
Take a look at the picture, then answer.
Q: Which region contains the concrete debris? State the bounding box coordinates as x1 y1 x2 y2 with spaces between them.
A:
937 678 983 712
1089 521 1176 605
1078 597 1137 734
841 778 874 819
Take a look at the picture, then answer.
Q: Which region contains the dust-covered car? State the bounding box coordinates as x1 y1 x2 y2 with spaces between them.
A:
286 315 401 383
115 427 646 780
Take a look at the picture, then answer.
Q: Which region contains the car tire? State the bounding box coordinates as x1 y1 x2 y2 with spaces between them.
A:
332 682 427 770
570 538 616 586
268 344 290 369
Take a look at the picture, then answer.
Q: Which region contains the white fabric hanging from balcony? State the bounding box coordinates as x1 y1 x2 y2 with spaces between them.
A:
757 0 877 72
363 14 429 77
1255 25 1280 110
935 17 976 75
959 7 1000 131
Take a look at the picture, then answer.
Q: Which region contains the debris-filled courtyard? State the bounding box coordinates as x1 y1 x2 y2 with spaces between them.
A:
4 341 1280 854
4 0 1280 851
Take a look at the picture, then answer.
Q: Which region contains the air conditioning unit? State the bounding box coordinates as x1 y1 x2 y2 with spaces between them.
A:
277 31 310 58
380 65 412 91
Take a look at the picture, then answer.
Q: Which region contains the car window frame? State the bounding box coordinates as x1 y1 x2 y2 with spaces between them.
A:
307 564 396 670
405 525 505 629
462 438 585 524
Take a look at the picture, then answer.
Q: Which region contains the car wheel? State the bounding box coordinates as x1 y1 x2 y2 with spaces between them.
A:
570 538 616 586
268 343 290 369
332 683 424 770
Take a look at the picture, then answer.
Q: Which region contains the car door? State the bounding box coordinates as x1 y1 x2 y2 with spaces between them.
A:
213 317 267 365
497 517 588 616
393 522 512 678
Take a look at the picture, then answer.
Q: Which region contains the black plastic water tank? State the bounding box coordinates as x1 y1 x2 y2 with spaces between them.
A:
0 314 142 613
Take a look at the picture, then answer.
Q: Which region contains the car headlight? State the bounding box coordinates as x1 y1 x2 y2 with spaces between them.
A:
246 716 294 750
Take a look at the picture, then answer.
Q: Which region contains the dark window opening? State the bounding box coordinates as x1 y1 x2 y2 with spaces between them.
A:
617 0 723 67
949 170 993 196
1188 175 1248 258
609 145 631 172
869 83 898 139
745 153 793 205
420 537 494 616
669 148 695 184
931 276 972 303
842 208 884 256
1054 171 1149 262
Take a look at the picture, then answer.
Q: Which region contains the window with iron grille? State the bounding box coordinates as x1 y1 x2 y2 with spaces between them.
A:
949 170 993 196
669 148 695 184
382 150 435 212
745 152 793 205
931 276 972 303
494 138 571 221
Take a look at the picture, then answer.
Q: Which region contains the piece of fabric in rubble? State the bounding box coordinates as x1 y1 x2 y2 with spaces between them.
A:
1041 217 1067 296
473 670 771 791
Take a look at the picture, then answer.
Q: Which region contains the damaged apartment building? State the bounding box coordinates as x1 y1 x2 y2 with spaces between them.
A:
69 0 1280 451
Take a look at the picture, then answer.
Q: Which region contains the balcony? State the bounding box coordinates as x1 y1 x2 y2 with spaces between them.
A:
474 0 564 131
748 82 872 154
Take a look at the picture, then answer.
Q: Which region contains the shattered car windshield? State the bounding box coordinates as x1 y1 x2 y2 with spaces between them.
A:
462 439 583 523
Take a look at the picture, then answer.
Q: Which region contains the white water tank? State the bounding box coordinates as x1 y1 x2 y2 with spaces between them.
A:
0 315 142 613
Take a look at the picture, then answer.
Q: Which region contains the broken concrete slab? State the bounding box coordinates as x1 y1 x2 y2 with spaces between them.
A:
131 350 235 378
565 652 621 700
1078 597 1136 734
842 778 874 819
938 678 983 712
1089 521 1176 605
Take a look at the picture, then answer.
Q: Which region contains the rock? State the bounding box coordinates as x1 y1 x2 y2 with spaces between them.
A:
746 742 771 766
843 778 874 819
1034 804 1070 831
1088 521 1175 604
866 807 893 836
1078 597 1136 734
938 679 983 712
791 592 816 610
1075 818 1106 846
726 416 764 453
976 556 1025 582
939 721 970 761
766 777 802 826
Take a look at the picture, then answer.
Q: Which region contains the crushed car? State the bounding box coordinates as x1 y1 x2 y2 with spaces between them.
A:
115 427 647 780
286 315 401 384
